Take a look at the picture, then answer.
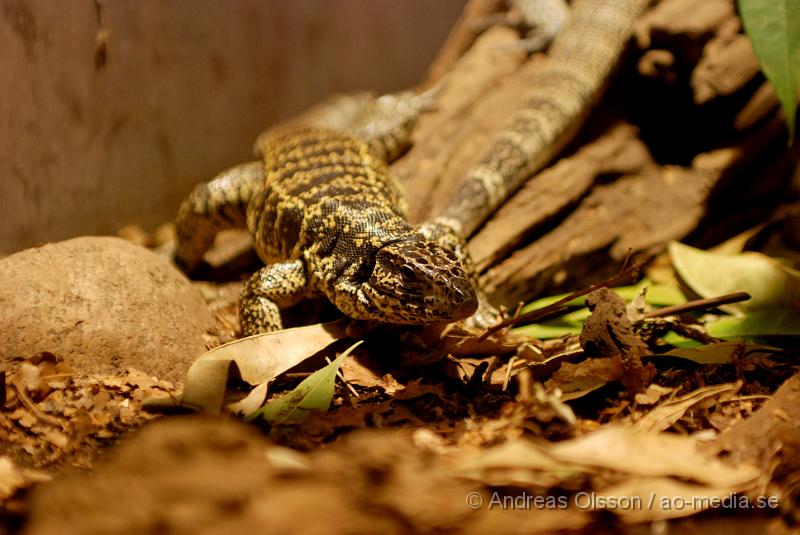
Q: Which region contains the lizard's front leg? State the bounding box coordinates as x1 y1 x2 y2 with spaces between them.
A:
240 259 309 335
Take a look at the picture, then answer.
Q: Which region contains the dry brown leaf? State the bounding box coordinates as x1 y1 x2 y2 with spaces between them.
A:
634 384 677 406
10 408 37 428
596 477 739 523
226 382 269 416
340 355 402 393
169 320 349 414
0 456 26 499
124 368 173 390
18 363 41 392
457 424 762 508
634 382 741 433
549 426 760 488
2 357 173 471
456 439 585 488
545 358 623 401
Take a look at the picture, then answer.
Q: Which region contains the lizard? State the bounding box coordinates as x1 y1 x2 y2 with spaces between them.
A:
174 0 646 335
432 0 650 241
174 91 480 336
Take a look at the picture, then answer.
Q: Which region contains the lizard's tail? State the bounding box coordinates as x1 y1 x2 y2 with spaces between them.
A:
438 0 649 239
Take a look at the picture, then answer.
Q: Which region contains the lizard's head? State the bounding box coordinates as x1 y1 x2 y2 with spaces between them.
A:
360 239 478 325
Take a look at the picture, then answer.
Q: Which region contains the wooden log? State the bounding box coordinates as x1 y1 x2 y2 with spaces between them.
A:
394 26 530 222
468 123 656 272
692 33 761 105
635 0 735 47
734 82 779 132
422 0 505 89
481 113 789 307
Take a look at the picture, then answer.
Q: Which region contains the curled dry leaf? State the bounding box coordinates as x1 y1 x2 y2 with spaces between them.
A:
545 357 623 401
633 382 741 433
456 438 586 489
340 355 403 394
226 383 269 416
164 320 349 414
549 426 760 488
596 477 741 523
455 425 762 514
246 341 360 424
634 384 677 406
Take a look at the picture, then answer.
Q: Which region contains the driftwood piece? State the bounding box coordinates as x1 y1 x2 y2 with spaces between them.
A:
692 33 761 105
635 0 735 49
710 371 800 521
394 26 532 222
411 26 527 147
636 48 678 84
734 81 779 132
421 0 504 89
394 0 792 308
634 0 738 93
468 123 656 271
420 56 554 221
481 166 715 306
480 113 789 307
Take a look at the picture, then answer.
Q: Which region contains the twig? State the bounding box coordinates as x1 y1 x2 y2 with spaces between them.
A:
502 356 516 392
478 256 642 340
9 380 64 427
644 292 751 318
326 356 359 398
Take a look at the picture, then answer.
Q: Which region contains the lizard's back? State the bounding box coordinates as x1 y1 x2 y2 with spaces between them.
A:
248 127 407 265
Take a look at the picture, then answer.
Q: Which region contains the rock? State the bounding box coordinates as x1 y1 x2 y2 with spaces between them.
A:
0 237 214 382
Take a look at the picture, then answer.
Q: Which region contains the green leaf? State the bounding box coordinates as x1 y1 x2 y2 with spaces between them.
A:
519 281 685 315
669 241 800 313
659 331 702 348
513 322 582 339
175 320 347 414
656 342 775 364
738 0 800 142
706 309 800 338
660 309 800 348
246 340 362 424
513 281 687 339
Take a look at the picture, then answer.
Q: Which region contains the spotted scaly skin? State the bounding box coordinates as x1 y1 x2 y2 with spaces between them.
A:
437 0 649 239
240 127 477 334
175 95 479 335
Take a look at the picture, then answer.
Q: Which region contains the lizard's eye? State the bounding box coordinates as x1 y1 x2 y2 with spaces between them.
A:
400 265 418 282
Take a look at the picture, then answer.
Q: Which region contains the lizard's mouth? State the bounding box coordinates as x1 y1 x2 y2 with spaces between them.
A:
451 292 478 320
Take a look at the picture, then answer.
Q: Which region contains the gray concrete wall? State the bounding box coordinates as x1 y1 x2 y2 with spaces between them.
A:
0 0 464 253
